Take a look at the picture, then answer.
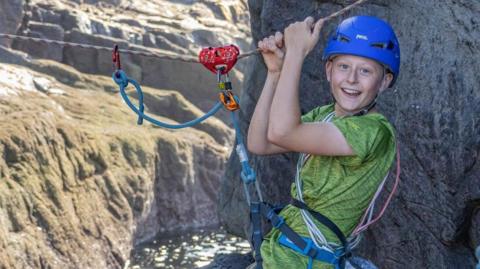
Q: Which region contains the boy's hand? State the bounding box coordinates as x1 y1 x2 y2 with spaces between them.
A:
284 16 325 58
258 31 285 74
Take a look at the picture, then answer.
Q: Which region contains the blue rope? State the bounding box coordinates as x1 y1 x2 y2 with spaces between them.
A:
230 111 256 184
113 68 258 189
112 70 223 129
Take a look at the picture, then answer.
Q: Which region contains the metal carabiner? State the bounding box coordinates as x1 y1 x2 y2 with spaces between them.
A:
112 45 122 77
219 90 240 111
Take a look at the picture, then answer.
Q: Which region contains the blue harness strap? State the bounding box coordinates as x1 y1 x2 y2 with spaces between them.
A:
250 202 263 269
250 200 356 269
278 234 344 269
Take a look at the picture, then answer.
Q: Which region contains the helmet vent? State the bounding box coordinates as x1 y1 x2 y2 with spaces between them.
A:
371 41 396 51
386 41 395 50
339 36 350 43
371 42 386 49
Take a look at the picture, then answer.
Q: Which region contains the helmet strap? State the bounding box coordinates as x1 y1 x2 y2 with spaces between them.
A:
353 96 377 116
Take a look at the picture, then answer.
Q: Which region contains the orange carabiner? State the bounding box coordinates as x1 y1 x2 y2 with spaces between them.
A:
219 91 240 111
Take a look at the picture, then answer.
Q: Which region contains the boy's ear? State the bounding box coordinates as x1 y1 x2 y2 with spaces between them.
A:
325 61 332 82
380 73 394 93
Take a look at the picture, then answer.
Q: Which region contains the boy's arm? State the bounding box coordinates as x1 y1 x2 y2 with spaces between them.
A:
247 71 290 155
247 32 290 155
268 17 354 156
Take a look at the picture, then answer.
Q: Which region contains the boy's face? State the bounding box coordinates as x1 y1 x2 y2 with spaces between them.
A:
325 55 393 116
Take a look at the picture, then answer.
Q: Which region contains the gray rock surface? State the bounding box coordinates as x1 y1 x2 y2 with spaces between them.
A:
219 1 480 268
0 0 24 47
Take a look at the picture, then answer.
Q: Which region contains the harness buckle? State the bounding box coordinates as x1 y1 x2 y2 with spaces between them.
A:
300 239 318 258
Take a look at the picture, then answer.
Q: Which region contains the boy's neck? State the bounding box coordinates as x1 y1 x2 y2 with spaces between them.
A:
334 103 378 117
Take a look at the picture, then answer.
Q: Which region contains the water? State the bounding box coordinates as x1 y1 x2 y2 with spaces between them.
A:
127 227 252 269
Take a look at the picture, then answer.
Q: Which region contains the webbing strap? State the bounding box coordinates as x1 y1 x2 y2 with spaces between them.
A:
258 203 319 259
290 198 349 254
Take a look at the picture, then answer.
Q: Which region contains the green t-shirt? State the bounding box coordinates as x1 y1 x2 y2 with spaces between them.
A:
260 104 396 269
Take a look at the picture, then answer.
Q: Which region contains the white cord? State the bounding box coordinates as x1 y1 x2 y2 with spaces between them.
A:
295 112 337 250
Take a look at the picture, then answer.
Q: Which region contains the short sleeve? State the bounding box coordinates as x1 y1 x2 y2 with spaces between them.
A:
332 115 395 165
301 104 334 123
301 107 322 123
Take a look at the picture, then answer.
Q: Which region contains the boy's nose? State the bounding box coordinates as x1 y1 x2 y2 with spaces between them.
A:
346 69 359 84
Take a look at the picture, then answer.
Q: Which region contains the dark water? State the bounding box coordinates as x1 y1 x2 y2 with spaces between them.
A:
126 227 251 269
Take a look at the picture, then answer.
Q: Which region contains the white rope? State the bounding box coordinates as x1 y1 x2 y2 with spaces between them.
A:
294 110 387 251
295 112 337 250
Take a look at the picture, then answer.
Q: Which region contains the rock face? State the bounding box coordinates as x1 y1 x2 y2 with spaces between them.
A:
0 0 24 47
219 1 480 268
4 0 252 120
0 50 232 269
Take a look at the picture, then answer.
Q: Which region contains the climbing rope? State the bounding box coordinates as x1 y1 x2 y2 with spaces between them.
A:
113 69 224 128
0 0 366 63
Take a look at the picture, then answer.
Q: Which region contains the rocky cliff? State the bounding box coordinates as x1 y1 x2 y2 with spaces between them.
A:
0 0 254 268
220 1 480 268
0 47 233 268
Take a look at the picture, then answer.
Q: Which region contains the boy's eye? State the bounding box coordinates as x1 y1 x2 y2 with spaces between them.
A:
360 68 371 74
338 64 349 70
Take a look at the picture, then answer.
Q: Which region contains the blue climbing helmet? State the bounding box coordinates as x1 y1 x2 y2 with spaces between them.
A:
323 16 401 87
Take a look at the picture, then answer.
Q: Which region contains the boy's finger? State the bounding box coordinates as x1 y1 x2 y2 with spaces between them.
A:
304 16 314 29
258 40 267 52
274 31 284 48
312 18 325 40
273 46 285 59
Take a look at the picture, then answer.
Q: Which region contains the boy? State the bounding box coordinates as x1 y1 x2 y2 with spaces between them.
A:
247 16 400 269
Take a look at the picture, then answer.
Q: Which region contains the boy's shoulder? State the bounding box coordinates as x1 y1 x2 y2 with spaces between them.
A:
301 103 335 123
335 112 395 137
